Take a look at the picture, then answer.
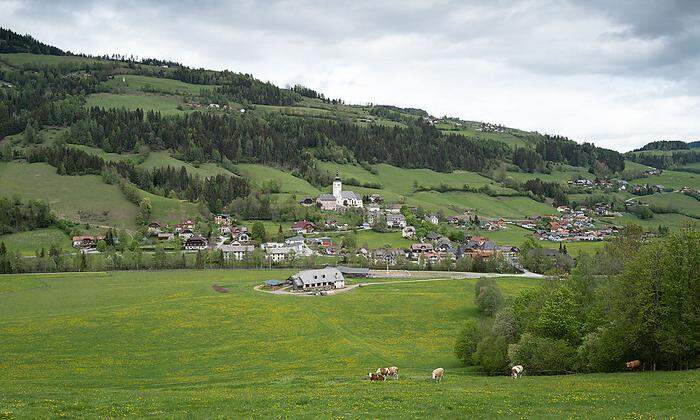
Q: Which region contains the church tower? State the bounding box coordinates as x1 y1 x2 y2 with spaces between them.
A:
332 172 342 198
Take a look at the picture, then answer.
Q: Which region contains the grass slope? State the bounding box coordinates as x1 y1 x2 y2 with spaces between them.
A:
629 170 699 190
0 162 138 229
0 270 696 417
85 92 187 116
234 163 320 195
139 151 236 178
104 74 215 95
0 227 72 255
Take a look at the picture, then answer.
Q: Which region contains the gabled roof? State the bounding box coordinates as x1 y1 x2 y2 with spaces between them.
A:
290 268 344 286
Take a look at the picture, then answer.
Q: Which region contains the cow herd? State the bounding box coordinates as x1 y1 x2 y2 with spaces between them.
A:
368 359 642 383
368 365 524 382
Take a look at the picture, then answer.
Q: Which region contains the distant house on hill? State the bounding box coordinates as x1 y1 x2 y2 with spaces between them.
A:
402 226 416 238
220 244 254 261
290 267 345 291
386 213 407 228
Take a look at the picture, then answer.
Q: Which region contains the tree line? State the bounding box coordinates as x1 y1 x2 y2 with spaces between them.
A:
454 228 698 374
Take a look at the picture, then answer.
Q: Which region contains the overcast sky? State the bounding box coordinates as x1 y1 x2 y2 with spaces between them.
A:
2 0 699 151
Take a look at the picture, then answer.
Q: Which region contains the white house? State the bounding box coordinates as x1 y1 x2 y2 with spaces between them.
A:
402 225 416 238
317 173 363 210
220 244 254 261
267 247 294 262
425 214 439 225
290 268 345 291
386 213 407 228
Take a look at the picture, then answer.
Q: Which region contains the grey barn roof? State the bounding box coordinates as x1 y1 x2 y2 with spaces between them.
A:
336 266 370 275
290 268 344 287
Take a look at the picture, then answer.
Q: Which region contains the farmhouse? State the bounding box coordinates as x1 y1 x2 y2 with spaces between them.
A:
319 173 363 210
336 266 370 278
72 235 104 248
184 236 208 250
267 247 293 262
290 268 345 291
402 225 416 238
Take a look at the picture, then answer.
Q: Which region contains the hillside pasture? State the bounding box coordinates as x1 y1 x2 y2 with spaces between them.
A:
234 163 320 195
504 164 594 184
0 162 138 229
104 74 216 95
0 227 72 256
410 191 556 218
0 270 696 417
139 151 236 178
0 53 105 67
629 192 700 218
85 92 187 115
629 170 699 190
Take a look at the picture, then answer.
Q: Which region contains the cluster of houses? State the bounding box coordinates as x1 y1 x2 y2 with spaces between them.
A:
517 207 620 242
361 233 518 266
146 220 210 250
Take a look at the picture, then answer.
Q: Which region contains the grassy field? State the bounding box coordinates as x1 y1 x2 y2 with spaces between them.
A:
504 164 594 184
0 228 72 255
0 53 104 67
0 270 696 417
0 162 138 230
139 151 236 178
85 93 187 115
145 191 202 225
104 74 215 95
629 192 700 218
234 163 320 195
410 191 555 218
68 143 138 162
629 170 699 190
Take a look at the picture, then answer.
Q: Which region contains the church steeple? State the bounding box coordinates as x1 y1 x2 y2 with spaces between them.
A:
332 171 342 198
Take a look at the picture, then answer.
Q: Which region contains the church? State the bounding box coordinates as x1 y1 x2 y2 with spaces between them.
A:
316 173 364 210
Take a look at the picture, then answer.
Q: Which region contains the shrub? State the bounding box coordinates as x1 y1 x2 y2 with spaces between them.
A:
492 307 519 343
454 320 481 366
473 334 509 373
508 333 577 375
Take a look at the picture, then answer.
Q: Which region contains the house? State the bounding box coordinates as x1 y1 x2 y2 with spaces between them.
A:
386 203 402 214
179 228 195 240
369 194 383 203
367 203 381 213
233 231 250 243
219 225 231 235
267 247 294 262
220 244 254 261
291 220 316 234
308 237 332 248
72 235 104 248
184 236 208 250
214 214 230 225
157 232 174 241
316 173 363 210
425 214 439 225
425 232 442 242
285 235 306 247
299 197 316 207
260 242 284 250
402 226 416 238
290 268 345 291
435 238 454 253
147 222 162 234
386 213 407 228
174 219 196 233
373 248 407 264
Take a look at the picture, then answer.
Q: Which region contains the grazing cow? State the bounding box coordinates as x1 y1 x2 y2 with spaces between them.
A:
369 372 386 382
376 366 399 379
431 367 445 382
626 360 643 371
511 365 524 379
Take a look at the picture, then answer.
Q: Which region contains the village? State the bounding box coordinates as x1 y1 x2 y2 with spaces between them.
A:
69 174 626 269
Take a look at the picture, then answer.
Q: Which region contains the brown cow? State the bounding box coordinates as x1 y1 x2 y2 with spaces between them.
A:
626 360 643 371
376 366 399 379
369 372 386 382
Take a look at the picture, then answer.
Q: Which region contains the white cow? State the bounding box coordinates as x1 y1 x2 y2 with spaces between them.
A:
376 366 399 379
511 365 524 379
431 367 444 382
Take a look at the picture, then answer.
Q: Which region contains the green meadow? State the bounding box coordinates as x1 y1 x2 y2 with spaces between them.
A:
139 151 236 179
0 162 138 230
0 270 696 417
234 163 321 195
105 74 216 95
0 228 72 256
85 92 187 115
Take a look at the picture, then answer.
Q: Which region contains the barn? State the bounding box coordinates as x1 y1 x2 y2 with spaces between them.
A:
290 268 345 291
336 266 370 278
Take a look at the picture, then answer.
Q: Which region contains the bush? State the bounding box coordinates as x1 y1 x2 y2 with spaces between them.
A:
473 334 509 373
492 307 519 343
474 278 503 317
454 320 481 366
508 333 577 375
